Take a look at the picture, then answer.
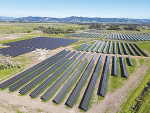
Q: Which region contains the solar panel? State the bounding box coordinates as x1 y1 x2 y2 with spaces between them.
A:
99 55 110 97
97 41 105 53
102 41 109 53
127 56 133 66
121 56 128 78
108 41 112 54
77 43 87 51
113 55 118 77
134 44 148 57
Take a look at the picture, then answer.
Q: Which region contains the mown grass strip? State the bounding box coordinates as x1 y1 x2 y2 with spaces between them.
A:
0 36 35 44
120 60 150 112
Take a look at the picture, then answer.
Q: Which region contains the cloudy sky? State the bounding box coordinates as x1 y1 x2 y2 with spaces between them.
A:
0 0 150 19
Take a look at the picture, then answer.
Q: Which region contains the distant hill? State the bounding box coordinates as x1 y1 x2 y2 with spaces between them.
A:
0 16 14 20
0 16 150 23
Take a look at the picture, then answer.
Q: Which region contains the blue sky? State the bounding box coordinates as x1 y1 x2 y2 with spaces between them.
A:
0 0 150 19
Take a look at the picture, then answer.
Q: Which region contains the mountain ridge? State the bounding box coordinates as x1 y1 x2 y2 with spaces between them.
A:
0 16 150 23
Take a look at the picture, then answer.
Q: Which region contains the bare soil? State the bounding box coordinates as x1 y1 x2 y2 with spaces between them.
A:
0 34 25 41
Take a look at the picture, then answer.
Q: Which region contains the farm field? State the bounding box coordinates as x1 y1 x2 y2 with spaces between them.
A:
0 22 150 113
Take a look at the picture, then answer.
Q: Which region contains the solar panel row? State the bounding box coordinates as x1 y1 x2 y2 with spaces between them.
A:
66 54 98 108
77 43 87 51
128 56 133 66
0 46 35 57
121 56 128 78
78 41 148 57
92 41 101 52
102 41 109 53
118 43 122 55
87 41 98 52
29 50 77 98
19 51 76 95
113 55 118 77
130 43 141 56
122 43 129 55
40 52 85 101
0 50 66 89
106 34 150 41
134 44 148 57
99 55 110 97
97 41 105 53
126 43 135 56
53 53 92 104
108 41 112 54
9 50 71 92
114 42 116 54
82 44 91 51
65 33 105 38
80 54 104 111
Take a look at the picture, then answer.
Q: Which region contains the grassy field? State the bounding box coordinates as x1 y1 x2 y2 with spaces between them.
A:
0 23 90 34
0 56 32 82
0 36 35 44
120 59 150 113
137 43 150 53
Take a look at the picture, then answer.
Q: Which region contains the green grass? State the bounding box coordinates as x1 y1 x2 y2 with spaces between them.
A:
65 105 71 109
109 57 123 92
70 41 86 46
88 88 95 110
0 56 32 83
126 58 137 75
104 107 111 113
135 87 150 113
75 93 80 105
36 109 44 112
109 57 137 93
120 60 150 112
137 43 150 54
0 23 90 34
73 45 83 51
139 59 144 66
73 41 95 51
0 36 35 44
0 26 33 34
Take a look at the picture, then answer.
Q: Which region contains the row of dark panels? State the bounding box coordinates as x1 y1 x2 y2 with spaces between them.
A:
0 50 134 111
3 37 78 50
106 34 150 41
65 33 105 38
0 46 35 57
77 41 148 57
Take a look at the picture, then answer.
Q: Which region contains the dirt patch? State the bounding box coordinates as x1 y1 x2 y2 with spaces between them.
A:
0 34 25 41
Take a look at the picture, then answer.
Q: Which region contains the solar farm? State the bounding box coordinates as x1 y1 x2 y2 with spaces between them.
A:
0 24 150 113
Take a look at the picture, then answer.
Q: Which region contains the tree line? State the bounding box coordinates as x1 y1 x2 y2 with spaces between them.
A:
33 26 76 34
